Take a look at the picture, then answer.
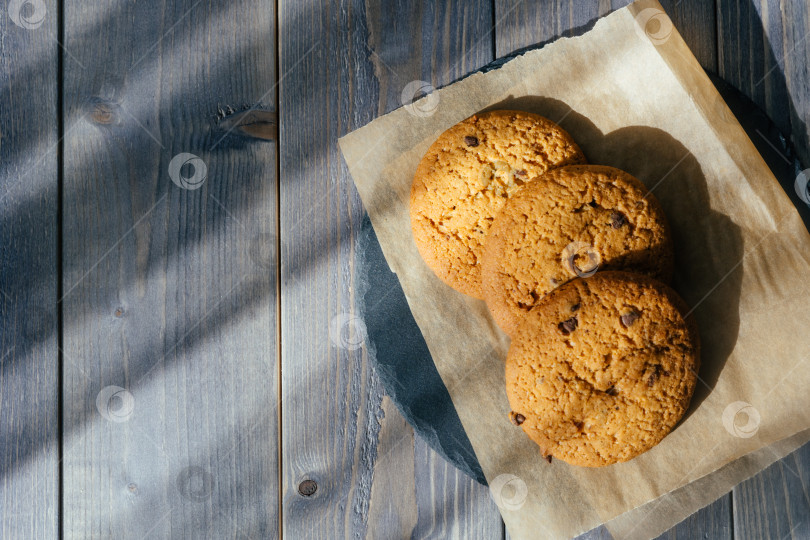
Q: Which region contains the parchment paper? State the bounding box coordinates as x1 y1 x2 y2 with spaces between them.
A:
338 0 810 537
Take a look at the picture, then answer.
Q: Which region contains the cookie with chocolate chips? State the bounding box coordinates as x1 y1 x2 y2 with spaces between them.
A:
505 271 699 467
410 110 586 299
481 164 673 336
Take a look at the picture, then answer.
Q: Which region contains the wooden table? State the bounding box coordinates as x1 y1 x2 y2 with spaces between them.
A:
1 0 808 538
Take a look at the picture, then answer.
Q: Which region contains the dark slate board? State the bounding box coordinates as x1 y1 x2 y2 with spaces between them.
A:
357 70 808 487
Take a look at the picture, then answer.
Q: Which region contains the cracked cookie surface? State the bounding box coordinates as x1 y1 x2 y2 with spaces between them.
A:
505 271 700 467
410 110 585 299
481 164 673 336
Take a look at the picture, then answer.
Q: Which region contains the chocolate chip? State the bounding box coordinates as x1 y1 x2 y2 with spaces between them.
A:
606 385 618 396
544 455 553 464
620 311 640 328
647 365 662 387
463 135 479 147
574 421 583 430
510 412 526 426
558 317 578 335
571 303 580 312
575 199 598 213
610 211 627 229
514 169 528 179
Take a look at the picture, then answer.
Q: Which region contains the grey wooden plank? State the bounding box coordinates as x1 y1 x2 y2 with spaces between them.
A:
781 0 810 168
0 0 59 537
494 1 731 538
494 0 608 60
412 434 503 538
717 0 793 149
495 0 717 71
573 495 733 540
656 0 718 70
657 495 732 540
366 397 503 539
734 443 810 539
61 0 278 537
280 0 501 538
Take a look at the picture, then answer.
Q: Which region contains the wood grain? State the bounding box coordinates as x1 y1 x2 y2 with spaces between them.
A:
655 0 718 70
411 434 503 538
61 0 278 537
780 0 810 168
717 0 810 166
734 443 810 539
573 496 732 540
494 0 717 70
716 0 793 147
0 0 59 537
658 496 732 540
494 0 609 59
279 0 501 537
364 397 503 538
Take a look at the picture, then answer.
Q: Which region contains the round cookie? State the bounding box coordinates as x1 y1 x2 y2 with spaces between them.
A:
410 110 586 299
481 164 673 336
505 271 700 467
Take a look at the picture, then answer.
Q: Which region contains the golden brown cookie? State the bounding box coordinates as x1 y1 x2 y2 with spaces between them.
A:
505 271 700 467
481 164 673 336
410 110 586 299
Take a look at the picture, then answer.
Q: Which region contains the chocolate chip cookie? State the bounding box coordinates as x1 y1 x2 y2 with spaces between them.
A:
410 110 586 298
505 271 700 467
481 164 673 336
